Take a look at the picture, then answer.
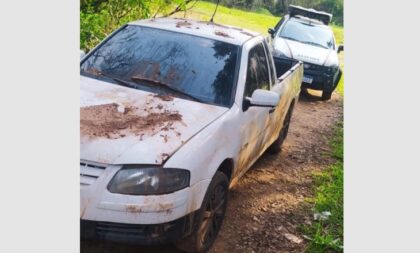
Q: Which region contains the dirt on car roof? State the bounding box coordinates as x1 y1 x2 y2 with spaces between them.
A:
214 30 233 38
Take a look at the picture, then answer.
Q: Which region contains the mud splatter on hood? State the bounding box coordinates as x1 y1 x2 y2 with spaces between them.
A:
80 75 228 165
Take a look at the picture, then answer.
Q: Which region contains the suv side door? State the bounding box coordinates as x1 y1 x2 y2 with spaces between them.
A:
235 41 273 178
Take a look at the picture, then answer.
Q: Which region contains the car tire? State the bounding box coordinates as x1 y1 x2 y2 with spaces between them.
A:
322 69 342 101
267 101 295 154
175 171 229 253
321 89 333 100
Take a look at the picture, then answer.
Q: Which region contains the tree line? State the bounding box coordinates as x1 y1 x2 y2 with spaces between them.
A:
80 0 343 51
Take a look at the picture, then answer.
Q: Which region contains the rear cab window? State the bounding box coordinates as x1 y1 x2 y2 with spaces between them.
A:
243 43 271 98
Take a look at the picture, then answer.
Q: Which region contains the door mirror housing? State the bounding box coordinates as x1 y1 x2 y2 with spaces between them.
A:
247 89 280 108
337 44 344 53
268 28 275 38
80 50 86 60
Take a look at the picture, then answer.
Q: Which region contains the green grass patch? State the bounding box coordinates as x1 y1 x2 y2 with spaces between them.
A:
173 1 280 34
302 121 343 252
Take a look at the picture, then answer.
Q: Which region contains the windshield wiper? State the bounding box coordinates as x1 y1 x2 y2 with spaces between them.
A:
82 69 143 90
301 41 328 49
280 36 300 42
131 75 203 103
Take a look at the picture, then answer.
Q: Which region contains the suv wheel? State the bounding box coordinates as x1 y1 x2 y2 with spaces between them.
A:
321 89 333 100
322 69 342 100
175 172 229 253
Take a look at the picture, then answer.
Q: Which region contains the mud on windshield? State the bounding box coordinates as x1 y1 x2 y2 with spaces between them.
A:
80 25 240 107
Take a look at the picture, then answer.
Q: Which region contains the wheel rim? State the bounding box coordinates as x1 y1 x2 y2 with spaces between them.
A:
198 184 227 248
278 109 292 144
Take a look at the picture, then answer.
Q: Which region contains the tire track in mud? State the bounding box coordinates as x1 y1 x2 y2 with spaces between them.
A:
81 91 343 253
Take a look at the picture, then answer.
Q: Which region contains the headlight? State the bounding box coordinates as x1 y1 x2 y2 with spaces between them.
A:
108 166 190 195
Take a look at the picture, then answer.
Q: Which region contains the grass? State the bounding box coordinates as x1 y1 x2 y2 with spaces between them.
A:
175 1 344 96
173 1 279 34
302 122 344 252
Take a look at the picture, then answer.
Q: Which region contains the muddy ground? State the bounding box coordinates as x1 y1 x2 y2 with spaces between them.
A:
81 90 343 253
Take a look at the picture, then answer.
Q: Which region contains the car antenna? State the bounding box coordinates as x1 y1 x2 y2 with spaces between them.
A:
209 0 221 23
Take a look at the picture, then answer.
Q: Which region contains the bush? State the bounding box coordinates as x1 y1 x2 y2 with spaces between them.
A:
80 0 152 52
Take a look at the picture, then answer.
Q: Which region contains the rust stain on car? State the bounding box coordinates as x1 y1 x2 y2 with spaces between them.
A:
80 103 182 139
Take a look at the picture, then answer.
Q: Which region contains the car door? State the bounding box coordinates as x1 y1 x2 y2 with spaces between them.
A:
235 42 273 178
259 40 284 151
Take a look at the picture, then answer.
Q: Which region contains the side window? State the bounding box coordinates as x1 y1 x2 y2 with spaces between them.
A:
263 41 277 85
244 43 270 98
244 49 258 98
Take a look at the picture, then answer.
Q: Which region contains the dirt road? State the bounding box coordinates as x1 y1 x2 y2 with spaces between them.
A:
81 90 343 253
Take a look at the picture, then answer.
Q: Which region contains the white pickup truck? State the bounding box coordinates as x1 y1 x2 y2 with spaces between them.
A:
80 18 303 253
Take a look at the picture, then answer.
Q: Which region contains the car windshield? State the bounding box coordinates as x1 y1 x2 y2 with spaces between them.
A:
278 18 334 49
80 25 239 107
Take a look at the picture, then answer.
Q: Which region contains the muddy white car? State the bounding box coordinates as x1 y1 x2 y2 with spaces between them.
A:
80 18 302 252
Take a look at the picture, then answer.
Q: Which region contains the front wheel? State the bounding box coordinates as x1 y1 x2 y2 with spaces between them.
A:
175 172 229 253
322 69 342 101
321 89 333 100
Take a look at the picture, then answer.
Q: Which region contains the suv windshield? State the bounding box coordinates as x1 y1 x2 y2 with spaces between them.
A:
278 18 334 49
81 25 239 107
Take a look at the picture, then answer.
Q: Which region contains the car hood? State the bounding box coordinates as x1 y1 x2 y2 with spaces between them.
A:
80 76 228 165
273 37 338 66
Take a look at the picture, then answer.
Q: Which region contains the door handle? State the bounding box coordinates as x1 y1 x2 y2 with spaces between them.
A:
269 108 275 114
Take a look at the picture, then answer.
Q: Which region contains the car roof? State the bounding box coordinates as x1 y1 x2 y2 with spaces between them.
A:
129 17 261 46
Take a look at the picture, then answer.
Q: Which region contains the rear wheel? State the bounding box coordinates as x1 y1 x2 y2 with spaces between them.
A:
175 172 228 253
267 102 295 154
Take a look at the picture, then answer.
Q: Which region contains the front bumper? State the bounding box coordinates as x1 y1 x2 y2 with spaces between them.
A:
301 65 336 91
81 211 197 245
273 56 338 91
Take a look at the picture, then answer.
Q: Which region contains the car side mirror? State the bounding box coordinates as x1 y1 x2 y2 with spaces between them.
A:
268 28 275 38
80 50 86 60
337 44 344 53
246 89 280 109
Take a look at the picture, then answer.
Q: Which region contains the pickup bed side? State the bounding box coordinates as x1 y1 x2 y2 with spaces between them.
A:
265 59 303 153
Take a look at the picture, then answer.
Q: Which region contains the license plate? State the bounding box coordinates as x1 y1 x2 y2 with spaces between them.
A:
303 75 313 84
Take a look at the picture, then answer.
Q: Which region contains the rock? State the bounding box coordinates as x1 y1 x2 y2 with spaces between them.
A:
314 211 331 221
116 103 125 113
284 233 303 244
